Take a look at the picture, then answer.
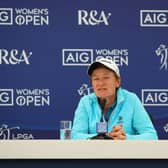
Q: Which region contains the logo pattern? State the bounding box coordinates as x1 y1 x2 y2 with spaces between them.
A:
141 89 168 106
0 8 13 25
78 10 111 26
78 84 93 96
155 44 168 70
163 123 168 133
0 8 49 26
0 124 34 139
140 10 168 27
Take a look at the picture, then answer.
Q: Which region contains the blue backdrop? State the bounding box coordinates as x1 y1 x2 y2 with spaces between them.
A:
0 0 167 139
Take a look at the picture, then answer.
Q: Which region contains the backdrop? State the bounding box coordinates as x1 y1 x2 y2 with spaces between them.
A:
0 0 167 139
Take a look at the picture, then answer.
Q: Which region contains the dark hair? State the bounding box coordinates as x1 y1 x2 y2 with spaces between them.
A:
89 62 104 76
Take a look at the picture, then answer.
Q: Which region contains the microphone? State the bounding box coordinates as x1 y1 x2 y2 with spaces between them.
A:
99 98 107 122
90 97 113 140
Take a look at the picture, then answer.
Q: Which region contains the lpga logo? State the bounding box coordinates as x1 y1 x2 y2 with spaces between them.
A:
0 124 20 139
155 44 168 70
163 123 168 133
78 84 93 96
0 124 34 139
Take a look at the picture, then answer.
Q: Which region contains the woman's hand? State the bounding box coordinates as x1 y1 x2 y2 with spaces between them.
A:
107 125 126 140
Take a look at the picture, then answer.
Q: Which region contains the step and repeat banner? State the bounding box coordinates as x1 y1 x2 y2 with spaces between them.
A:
0 0 167 139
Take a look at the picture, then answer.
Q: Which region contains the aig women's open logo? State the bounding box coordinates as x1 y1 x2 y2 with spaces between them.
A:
0 8 49 26
62 48 129 67
0 89 50 107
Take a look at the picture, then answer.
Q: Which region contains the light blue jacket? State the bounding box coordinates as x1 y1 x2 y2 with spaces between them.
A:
72 88 158 140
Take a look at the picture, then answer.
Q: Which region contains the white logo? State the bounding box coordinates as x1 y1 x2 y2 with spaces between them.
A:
140 10 168 27
155 44 168 70
78 10 111 26
163 123 168 133
0 89 14 106
141 89 168 106
62 48 129 67
95 49 129 67
0 124 34 139
0 8 13 25
0 49 32 65
62 49 93 66
0 89 50 107
0 8 49 26
78 84 93 96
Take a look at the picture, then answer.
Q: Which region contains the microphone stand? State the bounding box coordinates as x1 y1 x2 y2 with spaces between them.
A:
90 133 113 139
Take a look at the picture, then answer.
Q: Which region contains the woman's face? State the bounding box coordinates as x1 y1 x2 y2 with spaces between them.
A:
91 67 120 99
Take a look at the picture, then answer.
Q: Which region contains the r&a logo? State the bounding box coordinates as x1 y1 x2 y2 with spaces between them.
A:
78 10 111 26
0 49 32 65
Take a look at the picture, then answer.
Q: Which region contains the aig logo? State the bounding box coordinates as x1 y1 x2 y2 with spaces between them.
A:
141 89 168 106
78 10 111 26
140 10 168 27
62 49 93 66
0 8 13 25
0 89 14 106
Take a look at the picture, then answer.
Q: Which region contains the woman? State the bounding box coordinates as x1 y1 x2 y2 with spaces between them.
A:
71 58 158 140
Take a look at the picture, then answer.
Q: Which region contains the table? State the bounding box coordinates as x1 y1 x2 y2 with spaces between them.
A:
0 140 167 159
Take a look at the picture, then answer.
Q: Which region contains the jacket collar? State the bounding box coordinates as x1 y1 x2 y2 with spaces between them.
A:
116 87 125 105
